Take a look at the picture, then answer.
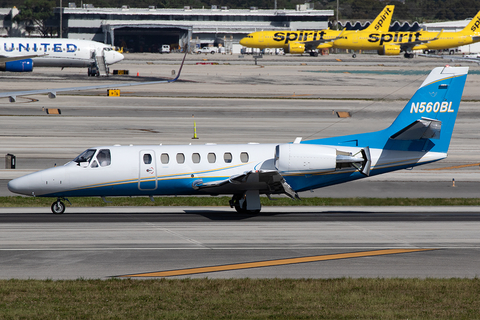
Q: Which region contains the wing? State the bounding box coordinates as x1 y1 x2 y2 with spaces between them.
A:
0 54 48 63
303 38 337 51
396 30 442 52
192 169 299 199
0 52 187 102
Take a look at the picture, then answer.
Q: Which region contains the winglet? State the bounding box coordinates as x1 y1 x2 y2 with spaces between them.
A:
168 51 187 83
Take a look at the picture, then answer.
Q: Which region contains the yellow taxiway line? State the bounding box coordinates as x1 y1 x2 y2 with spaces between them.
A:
120 248 432 278
425 163 480 170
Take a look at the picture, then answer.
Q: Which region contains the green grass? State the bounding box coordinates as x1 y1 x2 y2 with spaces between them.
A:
1 196 480 208
1 278 479 319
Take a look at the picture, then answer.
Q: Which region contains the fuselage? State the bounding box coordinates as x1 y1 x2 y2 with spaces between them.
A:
7 142 445 198
239 30 340 50
0 38 124 67
333 30 480 51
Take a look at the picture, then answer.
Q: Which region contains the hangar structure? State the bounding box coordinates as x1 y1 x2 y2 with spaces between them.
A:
53 4 333 53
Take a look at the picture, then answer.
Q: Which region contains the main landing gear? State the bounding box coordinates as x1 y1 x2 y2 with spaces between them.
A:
229 191 261 214
51 198 70 214
404 52 415 59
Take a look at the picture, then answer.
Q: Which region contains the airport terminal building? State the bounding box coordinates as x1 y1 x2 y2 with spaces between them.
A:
50 4 333 53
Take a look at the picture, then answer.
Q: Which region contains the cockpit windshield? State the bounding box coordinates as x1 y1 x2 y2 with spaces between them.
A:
73 149 96 164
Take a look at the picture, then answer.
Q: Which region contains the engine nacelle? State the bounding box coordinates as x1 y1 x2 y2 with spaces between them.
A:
0 59 34 72
275 144 337 174
377 45 401 56
286 43 305 54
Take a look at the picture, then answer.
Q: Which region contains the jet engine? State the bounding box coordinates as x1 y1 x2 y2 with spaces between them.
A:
275 143 371 176
377 45 401 56
286 43 305 54
0 59 33 72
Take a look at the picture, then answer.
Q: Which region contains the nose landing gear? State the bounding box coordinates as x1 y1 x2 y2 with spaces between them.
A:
50 197 70 214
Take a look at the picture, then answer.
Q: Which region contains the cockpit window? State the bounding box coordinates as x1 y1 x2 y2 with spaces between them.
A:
73 149 96 164
97 149 111 167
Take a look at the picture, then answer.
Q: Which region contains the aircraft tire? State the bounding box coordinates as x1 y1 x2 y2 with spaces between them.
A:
352 53 356 58
51 200 66 215
234 201 261 214
234 204 260 214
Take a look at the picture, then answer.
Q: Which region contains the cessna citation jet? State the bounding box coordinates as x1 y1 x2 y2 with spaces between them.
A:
0 38 124 76
239 5 394 56
8 66 469 214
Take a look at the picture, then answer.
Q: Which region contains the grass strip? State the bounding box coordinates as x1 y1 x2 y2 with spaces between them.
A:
1 196 480 208
1 278 479 319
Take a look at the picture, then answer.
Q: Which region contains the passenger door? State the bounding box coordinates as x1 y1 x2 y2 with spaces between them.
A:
138 150 157 190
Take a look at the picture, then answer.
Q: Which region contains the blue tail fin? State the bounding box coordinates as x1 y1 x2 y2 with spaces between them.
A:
307 66 468 154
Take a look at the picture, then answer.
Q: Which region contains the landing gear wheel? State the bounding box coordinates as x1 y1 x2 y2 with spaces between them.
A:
234 203 260 214
404 52 415 59
51 200 66 215
230 194 261 214
352 53 356 58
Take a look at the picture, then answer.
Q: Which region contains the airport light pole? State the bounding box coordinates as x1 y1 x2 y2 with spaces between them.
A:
336 0 339 30
59 0 62 38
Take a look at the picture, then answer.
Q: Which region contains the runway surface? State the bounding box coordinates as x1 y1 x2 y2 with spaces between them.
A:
1 53 480 279
1 207 480 279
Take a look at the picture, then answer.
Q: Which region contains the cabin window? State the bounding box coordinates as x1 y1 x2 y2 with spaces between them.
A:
208 153 216 163
192 153 201 163
143 153 152 164
176 153 185 164
224 152 233 163
161 153 169 164
240 152 249 163
97 149 111 167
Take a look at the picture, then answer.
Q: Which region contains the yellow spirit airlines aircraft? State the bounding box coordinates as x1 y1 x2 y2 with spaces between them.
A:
333 10 480 58
239 5 394 56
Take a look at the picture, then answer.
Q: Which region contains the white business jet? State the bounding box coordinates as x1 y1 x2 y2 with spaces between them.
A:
0 38 124 76
7 66 469 214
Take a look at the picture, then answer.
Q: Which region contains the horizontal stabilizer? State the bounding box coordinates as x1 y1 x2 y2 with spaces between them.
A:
390 117 441 140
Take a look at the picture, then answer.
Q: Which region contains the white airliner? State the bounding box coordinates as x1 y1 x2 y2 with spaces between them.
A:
0 38 124 76
8 66 469 214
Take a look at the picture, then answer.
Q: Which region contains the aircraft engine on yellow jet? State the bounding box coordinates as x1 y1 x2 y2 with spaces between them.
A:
286 43 305 54
377 45 401 55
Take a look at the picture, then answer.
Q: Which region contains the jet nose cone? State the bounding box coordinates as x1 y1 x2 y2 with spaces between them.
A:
239 38 247 46
8 177 31 195
115 52 125 63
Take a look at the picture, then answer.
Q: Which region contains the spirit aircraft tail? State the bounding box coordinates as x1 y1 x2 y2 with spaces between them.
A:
363 5 395 32
461 10 480 35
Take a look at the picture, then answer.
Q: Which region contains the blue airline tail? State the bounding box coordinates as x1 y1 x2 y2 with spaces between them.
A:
305 66 468 154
